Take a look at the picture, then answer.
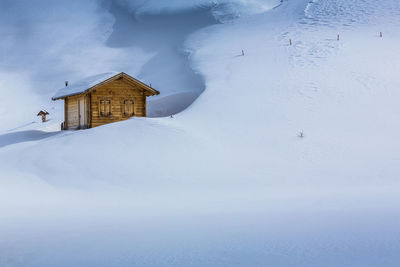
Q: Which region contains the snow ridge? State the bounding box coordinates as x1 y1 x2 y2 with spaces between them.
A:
117 0 281 17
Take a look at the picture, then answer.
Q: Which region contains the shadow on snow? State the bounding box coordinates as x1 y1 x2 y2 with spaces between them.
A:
0 130 59 148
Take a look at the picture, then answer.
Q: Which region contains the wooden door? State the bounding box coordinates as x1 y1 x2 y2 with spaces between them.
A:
79 97 85 128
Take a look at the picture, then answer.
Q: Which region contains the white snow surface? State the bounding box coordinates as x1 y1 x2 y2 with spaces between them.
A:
1 0 400 266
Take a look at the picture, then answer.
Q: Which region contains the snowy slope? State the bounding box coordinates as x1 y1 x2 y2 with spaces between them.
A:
1 0 400 266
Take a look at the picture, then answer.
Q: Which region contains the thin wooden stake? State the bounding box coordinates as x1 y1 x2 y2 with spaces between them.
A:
380 32 383 38
289 39 292 46
337 34 340 41
242 50 245 56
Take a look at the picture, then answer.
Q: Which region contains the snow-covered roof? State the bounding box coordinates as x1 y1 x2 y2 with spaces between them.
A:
52 72 159 100
52 72 119 100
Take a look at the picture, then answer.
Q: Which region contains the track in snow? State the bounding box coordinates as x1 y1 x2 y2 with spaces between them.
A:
281 0 400 67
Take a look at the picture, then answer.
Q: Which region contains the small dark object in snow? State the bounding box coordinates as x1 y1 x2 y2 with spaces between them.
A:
65 81 68 87
37 110 49 123
289 39 292 46
380 32 383 38
298 131 304 138
242 50 245 56
170 115 175 119
337 34 340 41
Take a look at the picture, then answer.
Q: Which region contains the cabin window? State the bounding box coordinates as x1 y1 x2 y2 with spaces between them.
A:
123 100 135 117
99 99 111 117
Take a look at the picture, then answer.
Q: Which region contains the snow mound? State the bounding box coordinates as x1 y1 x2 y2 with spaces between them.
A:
148 91 200 117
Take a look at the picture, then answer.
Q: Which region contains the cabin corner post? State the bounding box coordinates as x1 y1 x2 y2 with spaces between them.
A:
64 98 68 130
144 97 147 117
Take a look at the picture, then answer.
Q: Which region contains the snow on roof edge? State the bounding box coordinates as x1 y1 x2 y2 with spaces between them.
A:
52 72 120 100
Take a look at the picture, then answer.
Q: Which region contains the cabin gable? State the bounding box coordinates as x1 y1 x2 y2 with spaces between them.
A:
89 78 147 128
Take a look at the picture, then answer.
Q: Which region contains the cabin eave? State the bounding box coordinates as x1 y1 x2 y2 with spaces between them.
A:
52 72 160 101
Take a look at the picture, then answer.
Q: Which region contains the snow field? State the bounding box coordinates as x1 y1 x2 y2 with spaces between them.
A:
1 0 400 265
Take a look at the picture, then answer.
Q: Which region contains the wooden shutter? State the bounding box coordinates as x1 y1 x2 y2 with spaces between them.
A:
123 100 134 117
129 100 134 116
100 100 111 117
123 100 128 116
106 100 111 116
99 100 105 116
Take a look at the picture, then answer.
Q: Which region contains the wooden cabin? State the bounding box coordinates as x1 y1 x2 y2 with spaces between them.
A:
52 72 160 130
